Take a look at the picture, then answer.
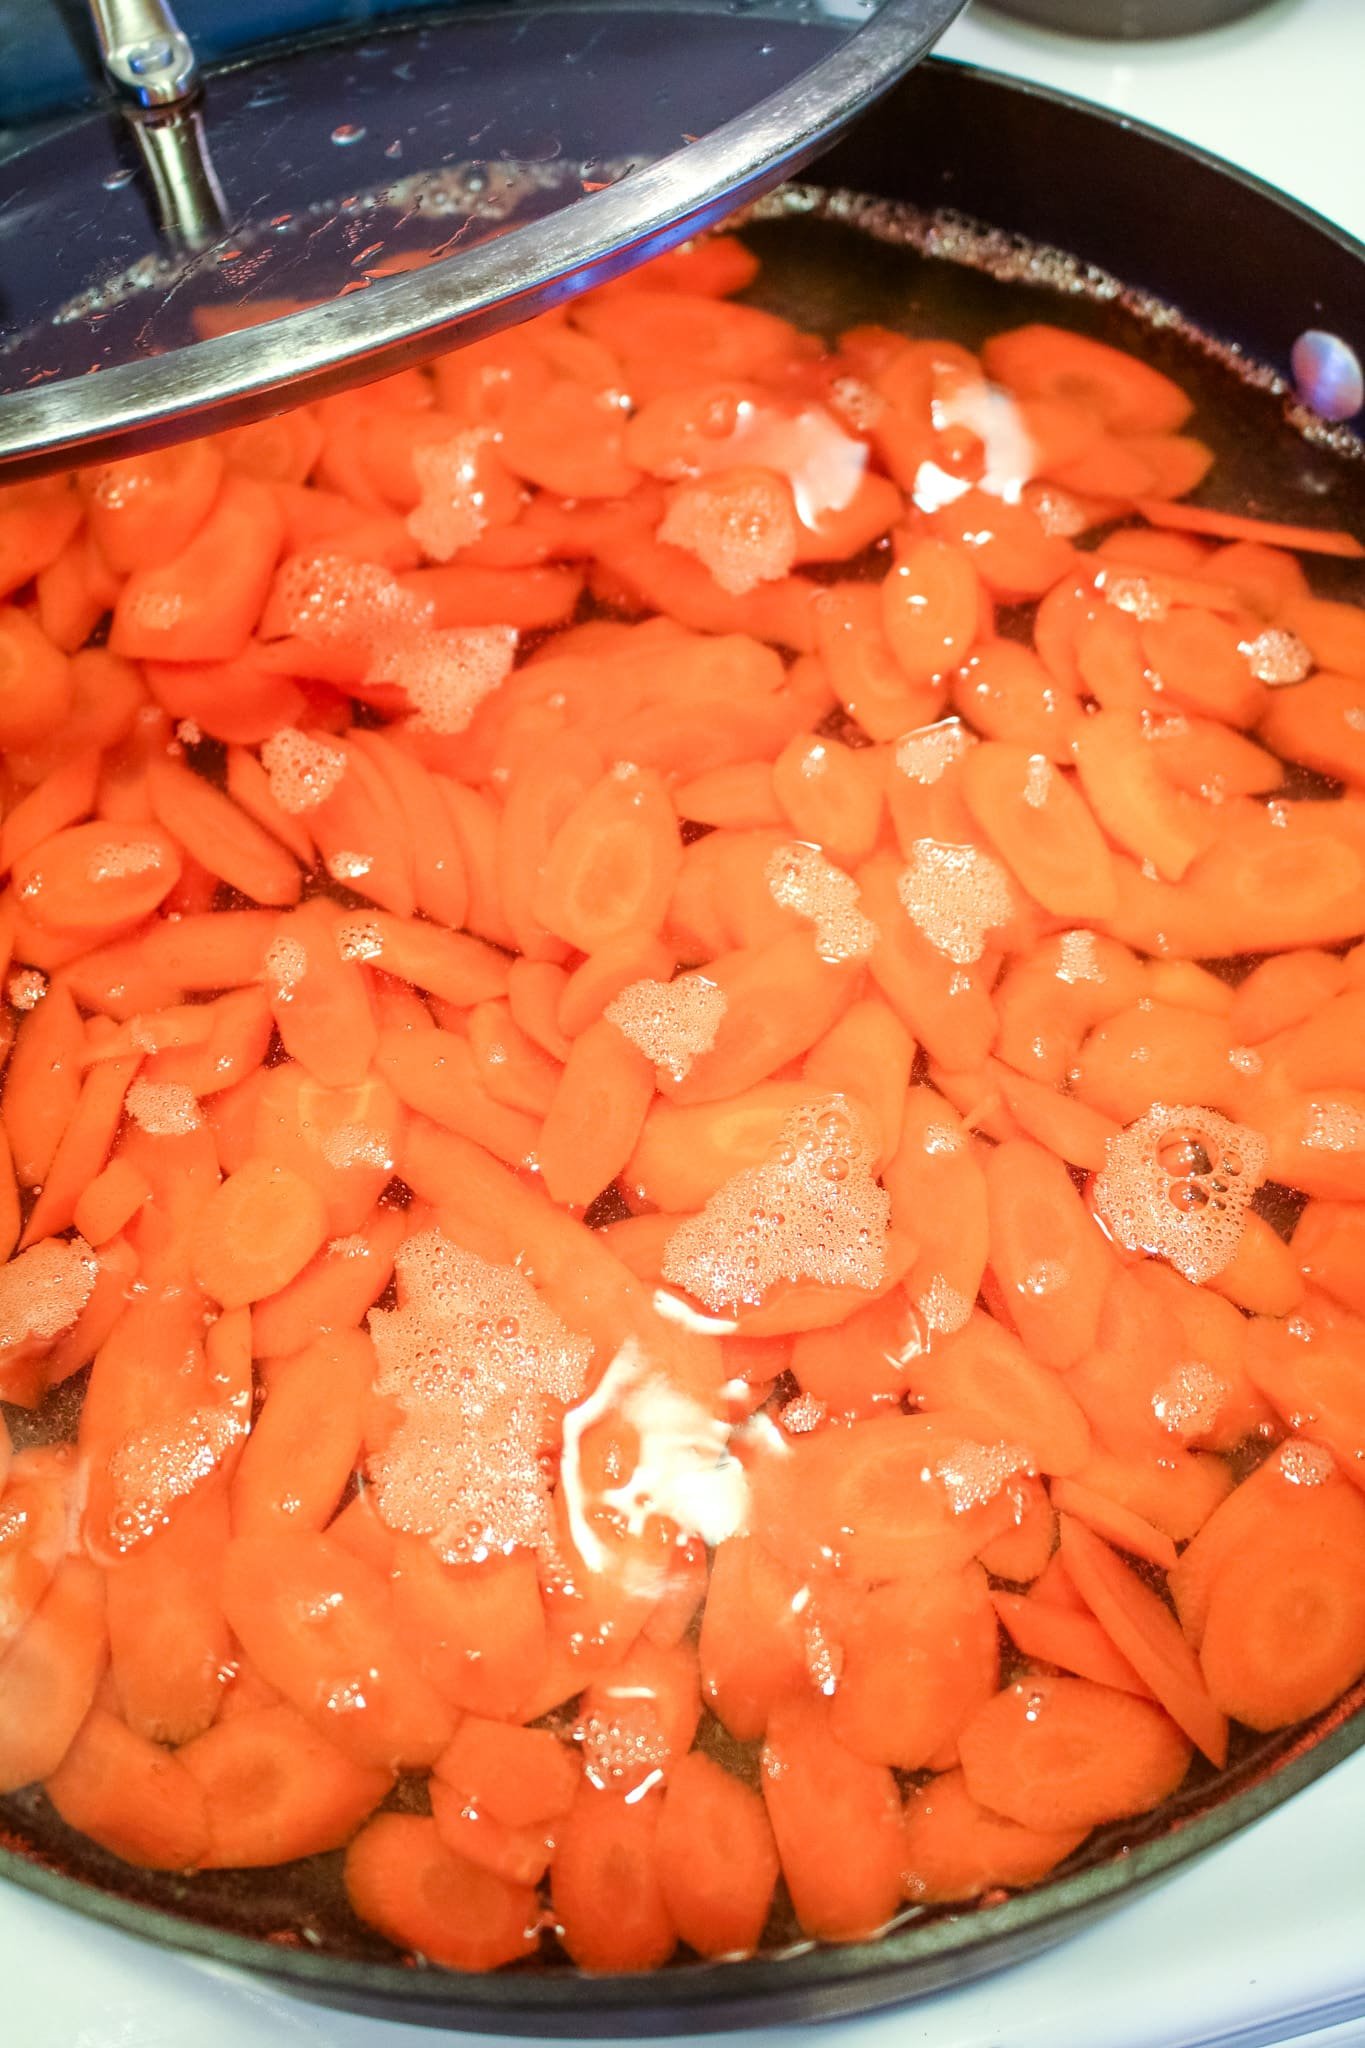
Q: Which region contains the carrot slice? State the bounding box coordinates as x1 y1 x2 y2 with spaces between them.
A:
435 1716 578 1832
251 1199 405 1358
952 640 1081 762
4 978 84 1186
390 1540 549 1721
0 476 83 601
111 477 284 662
13 821 181 935
933 490 1077 602
535 764 682 956
902 1766 1088 1905
1135 498 1364 558
983 326 1192 434
828 1565 998 1769
771 731 885 869
46 1706 209 1870
962 741 1117 918
1140 607 1266 726
815 583 944 742
914 1311 1092 1476
0 1557 107 1793
656 1750 779 1960
347 1812 540 1971
146 754 301 907
376 1024 539 1168
984 1138 1114 1371
84 441 225 573
959 1673 1191 1833
21 1049 139 1248
881 536 981 685
0 745 100 877
551 1783 676 1972
1050 1476 1178 1572
991 1588 1152 1696
659 934 857 1106
190 1156 329 1308
697 1536 808 1742
538 1018 655 1210
760 1691 904 1943
575 1637 702 1795
883 1089 989 1337
182 1701 390 1867
1074 708 1218 882
1199 1478 1365 1729
231 1330 375 1537
223 1528 453 1769
857 852 999 1074
106 1481 233 1744
0 607 73 751
802 997 914 1168
267 900 379 1088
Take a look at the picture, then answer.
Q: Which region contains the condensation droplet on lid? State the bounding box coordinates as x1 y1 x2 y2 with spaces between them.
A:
1291 330 1365 424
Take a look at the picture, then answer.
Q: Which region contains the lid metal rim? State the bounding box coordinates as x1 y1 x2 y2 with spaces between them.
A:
0 0 966 477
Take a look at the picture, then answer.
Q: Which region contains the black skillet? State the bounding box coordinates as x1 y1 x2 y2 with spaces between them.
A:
1 49 1364 2038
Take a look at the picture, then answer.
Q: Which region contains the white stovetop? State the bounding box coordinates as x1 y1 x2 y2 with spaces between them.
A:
4 5 1364 2046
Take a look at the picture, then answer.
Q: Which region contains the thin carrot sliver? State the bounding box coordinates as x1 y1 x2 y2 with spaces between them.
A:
1134 497 1364 558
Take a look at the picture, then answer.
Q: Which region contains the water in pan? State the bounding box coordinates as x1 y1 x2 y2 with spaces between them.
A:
1 188 1364 1979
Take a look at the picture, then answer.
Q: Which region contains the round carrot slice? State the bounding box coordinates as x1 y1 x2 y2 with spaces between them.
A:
13 822 181 933
190 1156 329 1308
958 1674 1192 1833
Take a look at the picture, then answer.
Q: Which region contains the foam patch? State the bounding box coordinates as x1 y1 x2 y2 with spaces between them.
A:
1093 1102 1269 1284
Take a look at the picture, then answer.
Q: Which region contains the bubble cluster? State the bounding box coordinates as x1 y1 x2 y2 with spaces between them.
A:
917 1274 972 1335
1093 1103 1269 1284
894 717 973 787
107 1404 243 1551
933 1435 1032 1515
781 1392 827 1433
1240 628 1312 686
326 850 373 883
320 1122 393 1172
896 838 1012 965
1150 1359 1228 1438
368 1229 591 1561
260 728 347 814
370 624 517 735
87 840 163 883
1301 1099 1365 1152
407 429 500 560
262 934 308 996
1279 1439 1334 1487
7 969 46 1011
659 468 799 596
1102 573 1168 622
336 919 384 964
765 842 875 962
124 1078 202 1137
1054 929 1103 985
604 975 727 1083
1028 484 1091 539
175 719 203 748
661 1094 889 1312
1022 755 1053 809
576 1701 670 1792
0 1235 97 1357
273 554 431 645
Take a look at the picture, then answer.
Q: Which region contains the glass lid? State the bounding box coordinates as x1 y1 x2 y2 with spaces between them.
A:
0 0 964 476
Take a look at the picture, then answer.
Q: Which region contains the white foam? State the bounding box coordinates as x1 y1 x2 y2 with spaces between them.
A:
407 429 499 561
262 934 308 997
1093 1102 1268 1284
336 919 384 964
1240 628 1312 686
659 470 798 596
604 974 727 1083
896 839 1012 966
368 1228 591 1561
273 554 431 644
260 728 347 815
918 1274 972 1335
661 1093 889 1312
319 1122 393 1172
6 970 46 1012
1055 929 1104 985
0 1235 97 1353
1301 1099 1365 1151
765 842 875 962
369 625 517 735
87 840 162 883
1101 572 1168 622
894 717 973 787
326 850 374 883
124 1078 201 1137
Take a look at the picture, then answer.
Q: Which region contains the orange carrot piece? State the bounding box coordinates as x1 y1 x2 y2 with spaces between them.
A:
105 1481 233 1744
661 934 857 1106
534 764 681 956
46 1706 209 1870
389 1540 548 1721
815 583 945 742
1135 498 1364 558
657 1750 780 1959
1058 1515 1227 1765
0 606 73 751
959 1673 1191 1834
913 1311 1092 1476
146 753 301 907
771 731 885 869
223 1529 454 1769
0 1557 107 1793
829 1566 998 1769
983 325 1192 433
0 746 100 877
538 1018 655 1210
551 1783 676 1972
902 1766 1088 1905
881 535 981 685
989 1061 1117 1174
20 1049 139 1248
1050 1476 1178 1572
962 740 1117 918
435 1717 579 1830
251 1199 405 1358
111 477 284 661
13 821 181 935
182 1701 390 1867
1140 606 1266 726
761 1691 904 1943
991 1588 1153 1696
4 978 84 1185
84 441 225 573
698 1536 808 1742
267 900 379 1088
346 1812 540 1970
1075 708 1218 882
231 1330 375 1537
0 476 83 601
145 657 306 747
802 997 914 1168
190 1156 329 1308
375 1024 539 1168
952 640 1082 762
983 1138 1113 1371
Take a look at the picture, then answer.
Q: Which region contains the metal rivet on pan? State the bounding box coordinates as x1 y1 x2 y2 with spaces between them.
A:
1290 330 1365 423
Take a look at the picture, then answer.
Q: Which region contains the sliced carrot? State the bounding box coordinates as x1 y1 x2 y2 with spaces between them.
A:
1260 669 1365 790
105 1481 233 1744
357 911 510 1011
815 583 944 741
991 1588 1152 1696
375 1024 539 1168
1135 498 1364 558
934 490 1077 602
0 1556 107 1793
1295 1200 1365 1317
231 1330 374 1537
1206 1210 1303 1318
13 821 181 935
1074 708 1218 882
883 1088 989 1335
538 1018 655 1210
190 1156 329 1308
267 899 379 1088
828 1565 998 1769
977 1474 1057 1585
913 1311 1092 1476
902 1766 1088 1904
401 560 583 632
952 640 1082 762
0 607 73 751
83 441 225 573
1139 606 1267 726
881 536 981 685
857 853 999 1074
1074 1448 1232 1547
346 1812 540 1971
348 727 469 931
435 1716 578 1832
146 753 301 907
1199 1478 1365 1729
111 477 284 662
575 1637 701 1794
1050 1476 1178 1572
21 1049 139 1248
656 1750 779 1960
46 1706 209 1870
0 476 83 601
962 741 1117 918
535 764 681 956
182 1700 390 1867
697 1535 808 1742
760 1691 904 1943
983 325 1192 434
0 745 100 877
0 1447 75 1656
770 731 885 868
389 1539 548 1720
495 732 604 963
660 934 857 1106
223 1528 453 1769
673 759 785 832
251 1199 406 1358
551 1783 676 1972
984 1138 1114 1371
959 1673 1191 1833
990 1061 1118 1174
4 977 84 1185
802 997 914 1168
